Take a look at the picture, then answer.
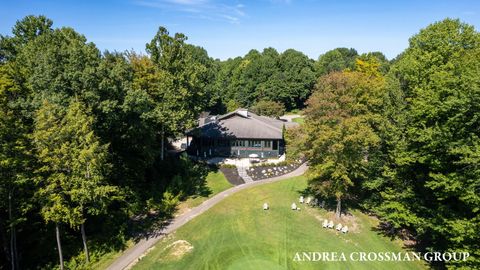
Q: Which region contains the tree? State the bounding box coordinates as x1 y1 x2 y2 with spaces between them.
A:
32 101 69 270
214 48 315 111
146 26 211 159
0 15 53 62
315 47 358 76
379 18 480 268
225 99 240 112
16 26 100 109
0 63 32 270
250 100 285 118
264 49 316 110
63 101 120 263
304 71 384 217
357 52 390 74
33 100 119 267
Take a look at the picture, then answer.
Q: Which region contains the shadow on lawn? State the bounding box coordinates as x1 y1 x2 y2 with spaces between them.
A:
126 161 215 243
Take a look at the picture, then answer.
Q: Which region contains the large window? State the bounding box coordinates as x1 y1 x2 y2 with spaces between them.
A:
248 140 262 148
272 140 278 150
264 140 272 148
232 140 245 147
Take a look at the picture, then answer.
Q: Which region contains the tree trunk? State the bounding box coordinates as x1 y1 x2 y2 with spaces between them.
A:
336 197 342 218
13 228 18 270
0 223 10 269
55 223 64 270
82 167 91 263
81 223 90 263
8 190 16 270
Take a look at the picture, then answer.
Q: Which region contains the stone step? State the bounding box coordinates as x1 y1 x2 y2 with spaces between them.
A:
237 166 253 183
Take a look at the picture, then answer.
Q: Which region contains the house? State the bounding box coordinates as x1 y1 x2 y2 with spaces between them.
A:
186 109 298 158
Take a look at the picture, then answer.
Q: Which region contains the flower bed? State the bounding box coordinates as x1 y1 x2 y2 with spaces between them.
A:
247 158 305 180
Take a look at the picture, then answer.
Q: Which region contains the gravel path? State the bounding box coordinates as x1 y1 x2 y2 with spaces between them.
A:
106 163 308 270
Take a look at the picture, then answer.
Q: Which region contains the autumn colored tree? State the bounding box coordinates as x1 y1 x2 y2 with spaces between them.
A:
304 70 384 217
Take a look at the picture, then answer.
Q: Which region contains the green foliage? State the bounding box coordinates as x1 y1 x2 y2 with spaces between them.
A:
357 52 390 74
284 126 306 160
220 164 237 169
315 47 358 76
160 191 180 216
33 100 120 226
371 18 480 268
214 48 316 111
250 99 285 117
303 70 385 215
0 15 53 62
16 26 100 109
145 27 211 137
225 99 240 112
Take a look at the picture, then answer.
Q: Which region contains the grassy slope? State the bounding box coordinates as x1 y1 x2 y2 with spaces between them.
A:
178 171 233 212
133 176 426 270
94 171 232 269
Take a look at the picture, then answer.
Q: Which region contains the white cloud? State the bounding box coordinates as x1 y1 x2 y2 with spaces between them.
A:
134 0 246 24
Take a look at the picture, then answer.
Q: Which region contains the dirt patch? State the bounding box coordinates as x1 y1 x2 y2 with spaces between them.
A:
174 203 192 217
219 167 244 185
163 240 194 261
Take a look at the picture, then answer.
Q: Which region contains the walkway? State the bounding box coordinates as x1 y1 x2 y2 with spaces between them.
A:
237 165 253 183
106 163 308 270
279 114 301 122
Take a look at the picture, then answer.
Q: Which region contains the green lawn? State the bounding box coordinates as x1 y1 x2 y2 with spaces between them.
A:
284 109 302 115
132 177 426 270
178 170 233 212
94 170 232 269
292 117 304 124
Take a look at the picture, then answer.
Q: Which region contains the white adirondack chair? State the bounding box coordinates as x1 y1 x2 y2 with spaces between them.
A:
328 220 334 229
322 219 328 228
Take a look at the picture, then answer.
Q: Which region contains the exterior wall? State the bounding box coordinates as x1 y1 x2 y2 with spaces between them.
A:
187 138 283 158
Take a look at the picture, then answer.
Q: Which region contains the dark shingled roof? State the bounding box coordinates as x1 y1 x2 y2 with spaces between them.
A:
187 109 298 139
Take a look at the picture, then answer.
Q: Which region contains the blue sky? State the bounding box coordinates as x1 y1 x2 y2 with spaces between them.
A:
1 0 479 60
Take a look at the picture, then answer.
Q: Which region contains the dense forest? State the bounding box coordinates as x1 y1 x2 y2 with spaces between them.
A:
0 15 478 269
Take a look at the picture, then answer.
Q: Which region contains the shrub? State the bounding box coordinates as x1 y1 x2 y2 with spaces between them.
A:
220 164 236 169
250 100 285 117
